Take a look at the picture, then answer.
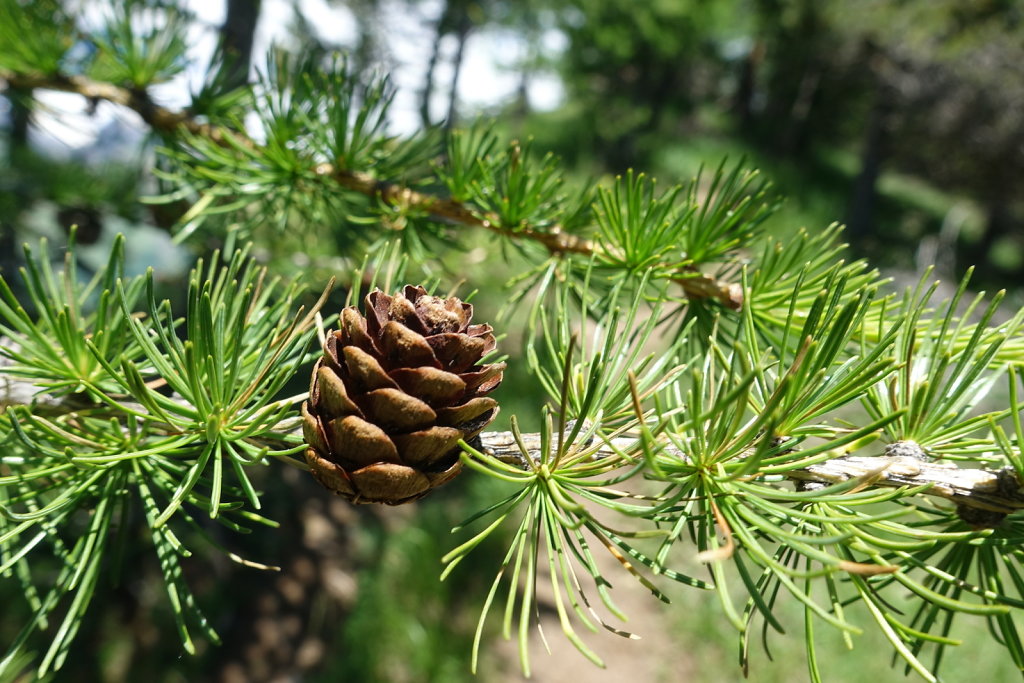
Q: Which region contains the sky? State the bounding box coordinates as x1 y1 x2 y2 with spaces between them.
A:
30 0 565 157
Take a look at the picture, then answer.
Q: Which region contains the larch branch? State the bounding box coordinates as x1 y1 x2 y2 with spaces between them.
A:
0 68 742 309
477 430 1024 523
1 364 1020 522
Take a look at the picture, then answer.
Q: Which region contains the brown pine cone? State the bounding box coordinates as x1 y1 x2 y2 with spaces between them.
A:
301 285 504 504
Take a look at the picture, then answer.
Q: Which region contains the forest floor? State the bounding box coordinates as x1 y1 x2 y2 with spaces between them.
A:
492 540 691 683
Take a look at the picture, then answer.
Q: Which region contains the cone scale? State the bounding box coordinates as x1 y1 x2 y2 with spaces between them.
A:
302 286 504 504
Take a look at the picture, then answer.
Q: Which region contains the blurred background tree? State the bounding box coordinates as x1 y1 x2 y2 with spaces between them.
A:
6 1 1023 285
527 0 1024 286
2 1 1023 681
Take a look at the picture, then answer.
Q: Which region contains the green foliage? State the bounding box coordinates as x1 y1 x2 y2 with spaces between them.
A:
160 51 439 251
88 1 190 87
441 220 1024 682
444 276 713 674
0 0 74 75
464 138 566 232
0 237 320 674
334 483 509 683
3 8 1024 682
592 163 774 274
862 271 1024 458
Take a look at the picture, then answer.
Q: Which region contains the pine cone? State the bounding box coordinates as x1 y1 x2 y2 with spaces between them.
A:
301 285 504 504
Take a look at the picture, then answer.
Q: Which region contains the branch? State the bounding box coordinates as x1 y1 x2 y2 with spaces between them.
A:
477 430 1024 523
311 163 593 254
2 361 1020 521
0 68 742 310
0 70 203 136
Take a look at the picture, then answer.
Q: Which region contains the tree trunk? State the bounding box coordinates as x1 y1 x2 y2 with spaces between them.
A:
2 88 32 293
513 57 531 122
641 64 678 134
846 82 894 244
9 87 31 148
419 4 448 128
733 41 763 130
974 200 1012 272
779 62 821 155
216 0 262 91
444 15 472 132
